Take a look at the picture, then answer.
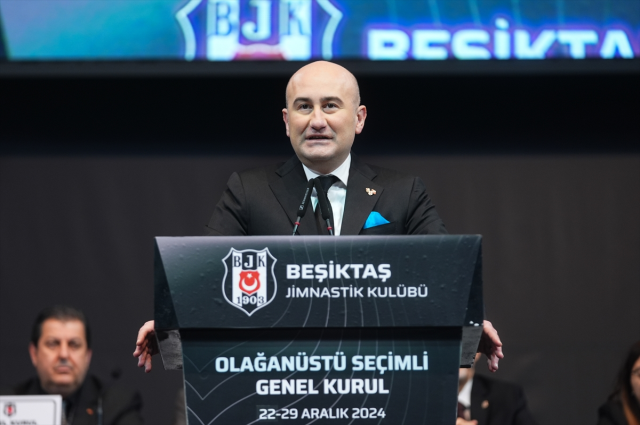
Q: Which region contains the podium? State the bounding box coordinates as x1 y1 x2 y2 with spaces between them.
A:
154 235 483 424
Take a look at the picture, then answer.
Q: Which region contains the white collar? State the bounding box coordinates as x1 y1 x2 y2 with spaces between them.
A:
458 376 473 408
301 154 351 186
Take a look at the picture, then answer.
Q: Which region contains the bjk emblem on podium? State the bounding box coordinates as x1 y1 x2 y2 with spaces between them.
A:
222 248 277 316
3 402 16 417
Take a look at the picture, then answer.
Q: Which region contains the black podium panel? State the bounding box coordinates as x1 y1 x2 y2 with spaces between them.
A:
154 235 483 425
155 235 482 330
182 328 461 425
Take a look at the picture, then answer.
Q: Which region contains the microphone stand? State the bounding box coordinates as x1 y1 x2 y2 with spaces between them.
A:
292 179 315 235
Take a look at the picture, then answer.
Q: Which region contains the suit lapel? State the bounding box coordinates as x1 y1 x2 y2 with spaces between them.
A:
72 376 101 425
341 156 383 235
470 376 490 425
268 156 317 235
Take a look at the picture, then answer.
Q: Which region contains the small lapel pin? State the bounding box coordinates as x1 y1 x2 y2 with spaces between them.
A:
365 188 377 196
481 400 489 409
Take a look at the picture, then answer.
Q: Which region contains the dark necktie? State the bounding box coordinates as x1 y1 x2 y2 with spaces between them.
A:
314 175 339 235
457 401 470 420
62 399 70 425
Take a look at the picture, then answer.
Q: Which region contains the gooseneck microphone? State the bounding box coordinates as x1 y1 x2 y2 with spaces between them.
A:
292 179 316 235
313 178 334 235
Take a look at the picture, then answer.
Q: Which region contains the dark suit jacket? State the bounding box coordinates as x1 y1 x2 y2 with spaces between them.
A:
470 375 538 425
597 397 639 425
206 154 447 236
1 375 143 425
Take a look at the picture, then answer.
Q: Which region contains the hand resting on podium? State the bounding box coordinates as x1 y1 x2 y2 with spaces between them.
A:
133 320 158 373
478 320 504 372
133 320 504 373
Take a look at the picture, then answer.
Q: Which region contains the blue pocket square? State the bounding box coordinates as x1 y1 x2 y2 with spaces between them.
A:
364 211 391 229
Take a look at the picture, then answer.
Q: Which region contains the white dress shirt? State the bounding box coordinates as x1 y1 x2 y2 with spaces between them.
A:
301 154 351 236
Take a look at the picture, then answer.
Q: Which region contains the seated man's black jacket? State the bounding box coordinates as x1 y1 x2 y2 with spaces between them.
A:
470 375 538 425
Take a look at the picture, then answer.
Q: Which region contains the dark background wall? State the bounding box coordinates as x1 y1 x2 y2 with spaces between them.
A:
0 71 639 425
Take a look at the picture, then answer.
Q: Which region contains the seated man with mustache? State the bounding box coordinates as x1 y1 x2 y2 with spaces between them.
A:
2 305 142 425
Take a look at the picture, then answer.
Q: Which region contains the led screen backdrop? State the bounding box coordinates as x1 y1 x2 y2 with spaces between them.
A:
0 0 638 61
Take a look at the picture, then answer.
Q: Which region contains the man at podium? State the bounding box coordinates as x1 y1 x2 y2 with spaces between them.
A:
134 60 503 374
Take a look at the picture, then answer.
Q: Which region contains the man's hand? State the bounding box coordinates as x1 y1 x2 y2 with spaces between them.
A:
133 320 158 373
478 320 504 372
456 419 478 425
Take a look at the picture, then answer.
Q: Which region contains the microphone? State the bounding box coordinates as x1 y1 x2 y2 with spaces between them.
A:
313 178 334 235
292 179 316 235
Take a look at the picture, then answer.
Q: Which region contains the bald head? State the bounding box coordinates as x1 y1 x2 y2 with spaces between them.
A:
285 61 360 110
281 61 367 174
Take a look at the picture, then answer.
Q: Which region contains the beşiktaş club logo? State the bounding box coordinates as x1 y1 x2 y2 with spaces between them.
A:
222 248 277 316
3 402 16 417
175 0 343 61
